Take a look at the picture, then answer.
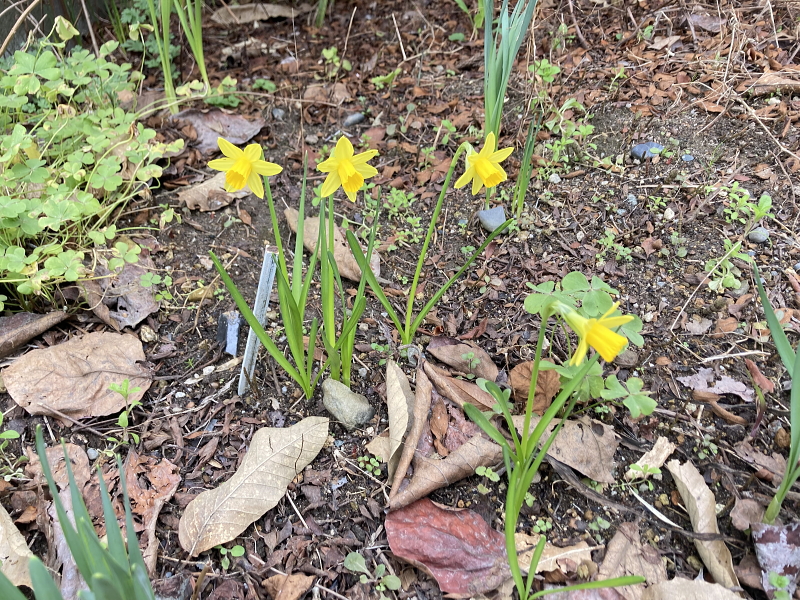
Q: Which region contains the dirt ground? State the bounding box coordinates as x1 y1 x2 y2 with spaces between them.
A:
2 0 800 598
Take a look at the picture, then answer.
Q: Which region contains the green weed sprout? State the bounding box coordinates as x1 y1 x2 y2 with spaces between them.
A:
108 379 143 446
753 264 799 524
0 426 156 600
170 0 210 92
464 291 644 599
513 116 541 218
483 0 538 139
347 142 512 346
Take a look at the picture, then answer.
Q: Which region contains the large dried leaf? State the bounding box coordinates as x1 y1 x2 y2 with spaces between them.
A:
95 252 160 329
624 437 676 481
125 451 181 575
0 502 32 587
169 109 265 154
733 441 786 484
642 578 743 600
262 573 315 600
179 417 328 555
390 366 432 496
751 522 800 597
509 362 561 414
384 361 413 479
210 3 313 25
665 460 738 588
386 498 509 598
515 532 593 575
677 368 753 403
177 172 248 211
427 338 499 381
388 434 502 510
597 522 667 600
285 208 380 282
423 362 495 410
0 311 69 359
4 332 151 419
513 415 618 483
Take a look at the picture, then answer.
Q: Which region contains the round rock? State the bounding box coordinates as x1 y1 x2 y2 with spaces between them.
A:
631 142 664 160
343 112 365 127
548 172 562 184
477 205 507 233
748 227 770 244
322 379 375 430
272 108 285 120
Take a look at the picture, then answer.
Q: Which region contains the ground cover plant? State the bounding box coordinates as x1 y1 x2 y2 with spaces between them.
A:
0 0 799 599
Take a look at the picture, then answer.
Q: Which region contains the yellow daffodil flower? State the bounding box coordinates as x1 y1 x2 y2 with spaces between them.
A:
559 302 634 365
208 137 282 199
454 132 513 195
317 136 379 202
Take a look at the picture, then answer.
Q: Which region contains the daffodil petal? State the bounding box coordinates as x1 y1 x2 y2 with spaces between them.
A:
208 157 236 171
354 163 378 179
252 160 282 176
335 135 354 158
587 327 628 362
218 137 243 159
471 175 483 195
247 171 264 198
320 172 341 197
490 147 514 162
454 167 474 189
570 339 589 366
243 144 263 161
317 156 337 173
351 149 379 165
344 187 357 202
599 315 634 329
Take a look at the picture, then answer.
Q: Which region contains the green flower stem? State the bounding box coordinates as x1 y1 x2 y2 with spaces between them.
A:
171 0 210 91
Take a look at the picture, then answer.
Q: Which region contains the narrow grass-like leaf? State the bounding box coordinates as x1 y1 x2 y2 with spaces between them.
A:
28 557 63 600
753 263 796 371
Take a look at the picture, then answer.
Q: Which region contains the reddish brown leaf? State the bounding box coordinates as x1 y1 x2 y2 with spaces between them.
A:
386 498 509 598
509 363 561 415
752 522 800 597
427 338 498 381
745 359 775 394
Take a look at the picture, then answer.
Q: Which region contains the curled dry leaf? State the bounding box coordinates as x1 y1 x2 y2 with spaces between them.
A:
96 250 160 329
423 362 495 410
512 415 618 483
642 578 743 600
733 441 786 484
262 572 316 600
389 434 502 511
177 171 248 212
169 109 265 154
285 208 380 282
624 437 676 482
385 360 413 479
3 332 151 419
509 363 561 414
178 417 328 556
515 532 593 575
751 522 800 597
386 498 509 598
210 2 313 25
430 396 449 456
729 498 764 532
390 367 432 496
744 359 775 394
0 502 32 587
597 522 667 600
677 368 753 403
426 338 499 381
665 460 738 588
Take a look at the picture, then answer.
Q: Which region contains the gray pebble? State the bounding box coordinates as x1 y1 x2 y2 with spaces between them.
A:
304 133 319 145
616 209 628 216
631 141 664 160
748 227 770 244
730 281 750 298
322 379 375 430
681 154 694 162
272 108 285 120
343 112 365 127
794 262 800 271
548 173 562 184
477 205 507 233
624 194 638 209
87 448 99 460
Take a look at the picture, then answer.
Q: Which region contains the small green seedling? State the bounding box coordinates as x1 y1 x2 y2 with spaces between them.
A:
252 78 277 93
370 68 401 90
344 552 401 599
215 544 245 570
768 571 791 600
695 435 718 460
357 455 382 477
476 465 500 494
704 239 753 292
626 463 661 491
462 351 481 370
531 518 552 534
107 379 143 446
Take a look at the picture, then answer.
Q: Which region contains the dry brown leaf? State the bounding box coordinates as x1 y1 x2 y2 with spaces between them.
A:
677 368 753 403
284 207 380 282
4 332 151 419
210 2 313 25
385 360 413 479
710 317 738 339
624 437 676 481
597 522 667 600
426 338 499 381
730 498 765 531
745 359 774 394
513 415 618 483
178 417 328 556
430 396 449 456
509 363 561 414
95 250 160 329
684 317 713 335
733 441 786 483
390 367 432 497
423 362 495 410
666 460 738 588
389 434 502 510
750 72 800 96
0 501 32 587
515 533 593 575
169 109 265 155
0 311 69 360
262 573 315 600
642 578 743 600
177 172 248 211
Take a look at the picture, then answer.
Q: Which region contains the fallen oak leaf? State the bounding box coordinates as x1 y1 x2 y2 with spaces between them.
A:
0 502 33 587
390 366 432 497
423 361 495 410
597 522 667 600
509 362 561 414
178 417 328 556
427 338 499 381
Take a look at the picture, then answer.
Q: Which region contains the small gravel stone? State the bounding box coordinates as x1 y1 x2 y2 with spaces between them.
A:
548 172 562 184
730 281 750 298
343 112 365 127
748 227 770 244
794 262 800 271
87 448 99 460
272 108 285 120
616 209 628 216
322 379 375 430
304 133 319 145
681 154 694 162
624 194 638 209
477 205 507 233
663 207 675 220
631 141 664 160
